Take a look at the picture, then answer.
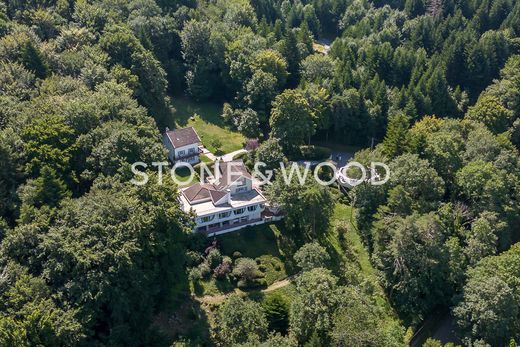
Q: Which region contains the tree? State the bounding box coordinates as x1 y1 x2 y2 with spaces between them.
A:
290 268 339 341
454 243 520 345
245 71 278 121
255 138 287 172
20 41 49 79
21 113 76 177
300 54 334 82
382 112 410 158
267 168 334 238
261 294 290 334
0 266 84 346
465 94 514 134
36 178 190 345
294 242 330 271
455 160 508 213
233 258 259 283
388 154 445 213
373 213 450 321
236 108 260 138
269 89 315 152
216 295 268 345
281 29 300 86
252 49 288 89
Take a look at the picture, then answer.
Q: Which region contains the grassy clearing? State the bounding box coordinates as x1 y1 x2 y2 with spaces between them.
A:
169 96 245 154
172 166 199 187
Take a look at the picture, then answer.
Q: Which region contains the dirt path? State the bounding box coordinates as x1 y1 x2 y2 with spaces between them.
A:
195 275 294 305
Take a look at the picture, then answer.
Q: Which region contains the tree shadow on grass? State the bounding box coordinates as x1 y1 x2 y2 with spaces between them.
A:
170 96 225 128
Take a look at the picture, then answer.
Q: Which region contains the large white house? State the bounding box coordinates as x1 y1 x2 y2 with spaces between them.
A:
163 127 202 164
179 160 282 235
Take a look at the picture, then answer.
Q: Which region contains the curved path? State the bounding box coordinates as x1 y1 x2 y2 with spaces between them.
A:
194 275 294 305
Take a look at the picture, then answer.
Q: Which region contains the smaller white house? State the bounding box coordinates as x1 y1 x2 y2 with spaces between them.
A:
163 127 202 164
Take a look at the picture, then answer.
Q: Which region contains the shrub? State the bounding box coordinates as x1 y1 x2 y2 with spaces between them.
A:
232 251 242 259
233 257 259 282
222 256 233 266
213 262 231 279
207 248 222 269
186 250 203 267
189 267 202 281
258 264 268 272
198 262 211 279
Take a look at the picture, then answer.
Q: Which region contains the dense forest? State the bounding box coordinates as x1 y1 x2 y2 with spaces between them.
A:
0 0 519 346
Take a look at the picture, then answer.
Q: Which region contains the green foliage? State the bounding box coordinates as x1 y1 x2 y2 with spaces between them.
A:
255 138 287 172
454 243 520 345
262 294 290 334
294 242 330 271
269 89 315 152
382 112 411 158
20 41 49 79
216 295 269 345
290 268 339 341
465 94 514 133
233 257 260 283
267 167 334 238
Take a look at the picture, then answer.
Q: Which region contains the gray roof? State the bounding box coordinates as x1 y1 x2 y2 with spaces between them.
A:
215 160 251 190
165 127 201 148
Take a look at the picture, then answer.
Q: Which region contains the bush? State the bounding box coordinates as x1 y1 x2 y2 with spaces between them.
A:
198 262 211 279
258 264 268 272
233 257 259 282
232 251 242 259
298 145 331 160
186 250 204 267
207 248 222 269
222 256 233 266
213 262 231 279
189 267 202 281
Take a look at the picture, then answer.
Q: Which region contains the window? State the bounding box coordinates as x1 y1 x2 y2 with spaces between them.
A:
218 211 231 219
200 215 215 223
233 208 245 215
188 147 195 154
236 187 247 193
178 150 185 156
247 205 257 212
237 178 246 186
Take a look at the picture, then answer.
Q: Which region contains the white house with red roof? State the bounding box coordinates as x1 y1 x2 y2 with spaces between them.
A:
179 160 281 235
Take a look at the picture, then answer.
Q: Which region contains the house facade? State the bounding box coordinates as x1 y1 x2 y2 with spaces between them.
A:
179 160 281 236
163 127 201 164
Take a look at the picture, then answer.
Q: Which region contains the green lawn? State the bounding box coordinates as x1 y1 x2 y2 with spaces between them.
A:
218 223 301 277
172 166 199 187
168 96 245 154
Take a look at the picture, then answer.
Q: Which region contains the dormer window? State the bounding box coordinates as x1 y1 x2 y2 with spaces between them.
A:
247 205 257 212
